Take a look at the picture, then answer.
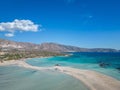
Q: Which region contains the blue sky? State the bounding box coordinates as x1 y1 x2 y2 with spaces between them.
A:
0 0 120 49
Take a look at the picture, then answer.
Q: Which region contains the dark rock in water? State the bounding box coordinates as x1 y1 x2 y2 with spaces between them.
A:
99 62 110 68
55 68 58 70
55 64 60 66
31 70 37 73
116 67 120 71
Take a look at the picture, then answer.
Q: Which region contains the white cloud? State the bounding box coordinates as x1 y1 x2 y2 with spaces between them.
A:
5 33 14 37
0 19 40 37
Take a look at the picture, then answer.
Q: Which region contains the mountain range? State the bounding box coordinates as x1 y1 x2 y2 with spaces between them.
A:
0 39 119 53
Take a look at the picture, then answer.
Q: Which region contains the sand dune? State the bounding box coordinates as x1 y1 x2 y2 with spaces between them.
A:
0 60 120 90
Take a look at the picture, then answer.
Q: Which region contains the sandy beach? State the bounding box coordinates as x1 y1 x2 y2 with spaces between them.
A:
0 56 51 66
0 60 19 66
55 66 120 90
0 60 120 90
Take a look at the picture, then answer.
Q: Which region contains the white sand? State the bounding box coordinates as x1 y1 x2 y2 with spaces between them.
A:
54 66 120 90
0 60 120 90
0 60 17 66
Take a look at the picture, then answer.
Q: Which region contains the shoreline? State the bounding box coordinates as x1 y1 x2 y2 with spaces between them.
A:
0 56 53 66
0 59 120 90
55 66 120 90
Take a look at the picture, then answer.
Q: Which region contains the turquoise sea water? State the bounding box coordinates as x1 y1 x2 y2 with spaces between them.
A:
0 65 89 90
0 52 120 90
26 52 120 80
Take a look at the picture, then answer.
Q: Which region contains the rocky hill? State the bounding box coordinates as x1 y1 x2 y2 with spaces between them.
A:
0 39 119 52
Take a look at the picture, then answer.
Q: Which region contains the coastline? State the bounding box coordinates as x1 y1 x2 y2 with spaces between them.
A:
0 60 22 66
0 59 120 90
0 56 52 66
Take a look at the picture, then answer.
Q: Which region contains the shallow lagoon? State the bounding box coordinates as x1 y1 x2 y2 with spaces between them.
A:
0 65 89 90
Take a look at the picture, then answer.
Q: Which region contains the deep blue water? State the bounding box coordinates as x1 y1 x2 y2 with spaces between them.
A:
67 52 120 68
